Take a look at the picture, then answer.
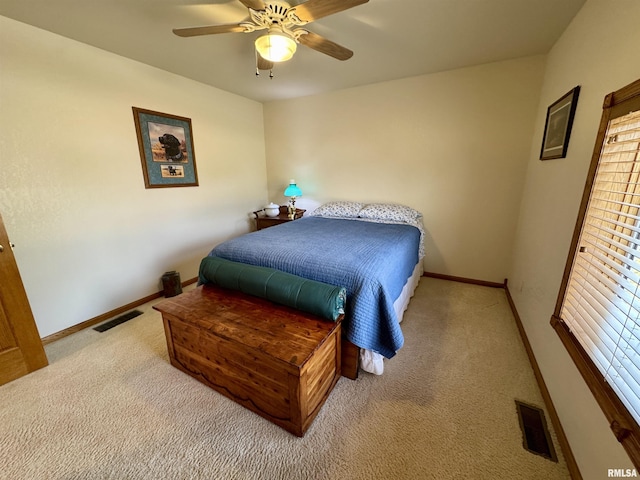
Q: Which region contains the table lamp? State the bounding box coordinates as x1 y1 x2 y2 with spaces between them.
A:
284 179 302 219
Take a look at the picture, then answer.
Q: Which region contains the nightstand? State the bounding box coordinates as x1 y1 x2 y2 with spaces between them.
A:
253 206 305 230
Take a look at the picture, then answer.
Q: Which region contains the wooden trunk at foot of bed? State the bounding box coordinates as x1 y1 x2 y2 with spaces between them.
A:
154 284 352 436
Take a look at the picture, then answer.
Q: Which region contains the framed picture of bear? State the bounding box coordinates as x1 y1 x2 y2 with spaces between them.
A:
132 107 198 188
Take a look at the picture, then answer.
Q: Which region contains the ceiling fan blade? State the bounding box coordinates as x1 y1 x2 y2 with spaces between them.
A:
238 0 266 10
298 31 353 60
293 0 369 22
257 54 274 71
173 24 246 37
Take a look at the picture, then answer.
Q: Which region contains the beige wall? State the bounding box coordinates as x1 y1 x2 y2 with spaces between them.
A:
0 17 267 337
263 56 545 283
508 0 640 476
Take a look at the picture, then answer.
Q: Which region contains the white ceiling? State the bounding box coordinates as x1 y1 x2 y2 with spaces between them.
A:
0 0 585 103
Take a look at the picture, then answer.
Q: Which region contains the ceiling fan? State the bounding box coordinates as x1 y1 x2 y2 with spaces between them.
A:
173 0 369 74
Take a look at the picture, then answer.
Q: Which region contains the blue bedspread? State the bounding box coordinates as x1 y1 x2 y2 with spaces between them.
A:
207 216 421 358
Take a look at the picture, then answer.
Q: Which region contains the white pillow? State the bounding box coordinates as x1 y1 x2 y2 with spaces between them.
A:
311 201 364 218
358 203 422 223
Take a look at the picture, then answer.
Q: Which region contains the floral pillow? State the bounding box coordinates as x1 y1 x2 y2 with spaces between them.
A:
311 201 364 218
358 203 422 223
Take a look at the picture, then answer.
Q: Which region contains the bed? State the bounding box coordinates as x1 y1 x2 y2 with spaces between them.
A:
204 201 425 375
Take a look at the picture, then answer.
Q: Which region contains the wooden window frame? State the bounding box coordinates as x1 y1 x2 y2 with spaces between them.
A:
552 78 640 468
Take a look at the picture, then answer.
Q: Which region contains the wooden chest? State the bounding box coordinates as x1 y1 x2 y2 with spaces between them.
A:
153 284 342 437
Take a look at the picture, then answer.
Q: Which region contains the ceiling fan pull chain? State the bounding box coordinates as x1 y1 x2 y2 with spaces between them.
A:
269 69 274 79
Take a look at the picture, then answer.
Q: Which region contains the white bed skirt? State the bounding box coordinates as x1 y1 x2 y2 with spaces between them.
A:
359 259 424 375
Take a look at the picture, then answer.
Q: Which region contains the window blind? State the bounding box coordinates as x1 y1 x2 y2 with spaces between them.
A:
561 109 640 424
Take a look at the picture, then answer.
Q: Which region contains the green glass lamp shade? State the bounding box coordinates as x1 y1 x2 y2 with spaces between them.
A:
284 180 302 197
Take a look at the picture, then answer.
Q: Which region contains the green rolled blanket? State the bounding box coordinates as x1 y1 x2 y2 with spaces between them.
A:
198 256 346 322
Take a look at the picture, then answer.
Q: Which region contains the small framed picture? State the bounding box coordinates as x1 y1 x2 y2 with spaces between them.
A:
540 86 580 160
132 107 198 188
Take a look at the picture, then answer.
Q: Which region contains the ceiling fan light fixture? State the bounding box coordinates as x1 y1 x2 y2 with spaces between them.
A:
255 31 297 63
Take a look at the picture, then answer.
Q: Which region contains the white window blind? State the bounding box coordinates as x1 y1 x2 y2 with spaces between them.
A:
561 109 640 424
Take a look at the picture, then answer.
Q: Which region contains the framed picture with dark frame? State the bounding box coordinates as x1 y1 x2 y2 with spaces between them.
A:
132 107 199 188
540 86 580 160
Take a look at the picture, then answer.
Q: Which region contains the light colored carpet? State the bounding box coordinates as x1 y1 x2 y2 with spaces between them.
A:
1 278 570 479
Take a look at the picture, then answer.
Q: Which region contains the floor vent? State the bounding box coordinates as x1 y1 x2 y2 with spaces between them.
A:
515 400 558 462
93 310 143 332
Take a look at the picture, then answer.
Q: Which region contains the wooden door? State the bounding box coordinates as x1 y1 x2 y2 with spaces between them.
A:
0 212 48 385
